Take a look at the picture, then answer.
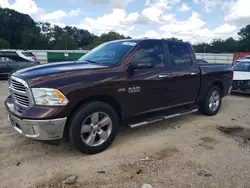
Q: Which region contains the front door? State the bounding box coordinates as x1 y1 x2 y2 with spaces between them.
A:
124 40 172 116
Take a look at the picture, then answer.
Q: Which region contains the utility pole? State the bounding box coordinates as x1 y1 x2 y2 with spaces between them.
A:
203 44 206 59
65 32 68 50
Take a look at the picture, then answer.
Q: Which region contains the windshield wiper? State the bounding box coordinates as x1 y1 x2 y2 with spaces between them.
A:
83 60 103 65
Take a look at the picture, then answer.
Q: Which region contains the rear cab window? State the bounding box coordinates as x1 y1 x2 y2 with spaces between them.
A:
167 42 193 67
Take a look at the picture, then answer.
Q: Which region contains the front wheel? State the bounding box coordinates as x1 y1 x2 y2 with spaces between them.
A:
69 102 119 154
199 86 222 116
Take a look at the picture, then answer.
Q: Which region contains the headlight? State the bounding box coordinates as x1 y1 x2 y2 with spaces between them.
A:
32 88 69 106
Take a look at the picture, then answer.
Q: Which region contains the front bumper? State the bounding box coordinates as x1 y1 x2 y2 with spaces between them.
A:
6 111 67 141
232 80 250 94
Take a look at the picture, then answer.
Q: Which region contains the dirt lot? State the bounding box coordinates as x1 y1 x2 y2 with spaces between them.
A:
0 80 250 188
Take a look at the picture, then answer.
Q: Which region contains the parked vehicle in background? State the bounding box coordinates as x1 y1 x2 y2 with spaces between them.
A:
197 59 208 65
235 55 250 64
0 51 40 78
5 39 233 154
232 60 250 93
241 55 250 60
0 50 39 62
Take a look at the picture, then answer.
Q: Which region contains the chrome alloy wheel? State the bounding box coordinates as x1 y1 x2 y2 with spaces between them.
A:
209 90 220 111
80 112 112 147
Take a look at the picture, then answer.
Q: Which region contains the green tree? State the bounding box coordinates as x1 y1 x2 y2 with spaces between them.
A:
224 37 238 53
0 7 37 48
100 31 130 42
63 26 96 48
52 34 78 50
0 38 10 49
193 43 211 53
210 38 224 53
238 25 250 51
165 37 183 41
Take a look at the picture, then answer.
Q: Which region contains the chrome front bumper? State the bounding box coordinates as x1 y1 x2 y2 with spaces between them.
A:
6 112 67 140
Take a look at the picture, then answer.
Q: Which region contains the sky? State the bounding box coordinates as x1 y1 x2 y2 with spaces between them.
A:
0 0 249 44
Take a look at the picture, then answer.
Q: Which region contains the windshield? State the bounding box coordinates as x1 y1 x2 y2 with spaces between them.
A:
234 61 250 72
79 41 137 65
242 56 250 60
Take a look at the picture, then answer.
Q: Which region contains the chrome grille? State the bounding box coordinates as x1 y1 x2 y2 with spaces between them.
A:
13 93 29 107
9 76 31 108
11 79 26 92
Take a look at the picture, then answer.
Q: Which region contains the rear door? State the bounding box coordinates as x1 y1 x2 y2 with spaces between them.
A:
165 42 201 106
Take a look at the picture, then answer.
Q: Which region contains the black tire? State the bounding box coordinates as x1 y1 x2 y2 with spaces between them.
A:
199 86 222 116
68 101 119 154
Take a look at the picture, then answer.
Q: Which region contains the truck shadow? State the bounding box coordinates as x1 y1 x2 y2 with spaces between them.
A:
113 112 201 147
28 112 201 157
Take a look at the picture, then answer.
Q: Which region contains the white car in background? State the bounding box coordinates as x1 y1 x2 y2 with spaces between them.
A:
241 55 250 60
232 60 250 94
0 50 39 62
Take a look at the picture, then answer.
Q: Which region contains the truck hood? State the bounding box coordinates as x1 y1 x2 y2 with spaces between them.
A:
233 71 250 80
12 61 108 80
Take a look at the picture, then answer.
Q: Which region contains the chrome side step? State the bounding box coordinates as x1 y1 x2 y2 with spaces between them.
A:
129 109 198 128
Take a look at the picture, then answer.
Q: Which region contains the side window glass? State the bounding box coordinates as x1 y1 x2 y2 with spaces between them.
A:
168 43 192 67
0 57 10 63
131 42 165 69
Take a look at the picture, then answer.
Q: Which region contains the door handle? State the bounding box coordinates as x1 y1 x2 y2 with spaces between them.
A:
190 72 198 75
158 74 169 78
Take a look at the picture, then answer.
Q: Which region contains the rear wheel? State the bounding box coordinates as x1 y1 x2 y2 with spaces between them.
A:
199 86 222 116
69 102 119 154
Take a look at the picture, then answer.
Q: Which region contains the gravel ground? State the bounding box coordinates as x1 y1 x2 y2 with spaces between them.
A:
0 80 250 188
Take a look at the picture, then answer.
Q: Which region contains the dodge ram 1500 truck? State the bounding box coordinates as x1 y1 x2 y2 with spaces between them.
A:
5 39 233 154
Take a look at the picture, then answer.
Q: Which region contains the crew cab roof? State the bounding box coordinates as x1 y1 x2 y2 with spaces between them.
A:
110 38 191 45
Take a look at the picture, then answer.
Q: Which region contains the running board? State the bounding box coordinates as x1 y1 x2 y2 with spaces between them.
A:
129 109 198 128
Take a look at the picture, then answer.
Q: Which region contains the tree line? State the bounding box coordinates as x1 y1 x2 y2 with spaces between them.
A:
0 7 131 50
1 7 250 53
193 25 250 53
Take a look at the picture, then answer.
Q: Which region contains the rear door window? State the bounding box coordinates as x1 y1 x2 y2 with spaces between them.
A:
0 57 10 62
0 51 18 57
167 43 192 67
0 56 16 62
0 51 27 61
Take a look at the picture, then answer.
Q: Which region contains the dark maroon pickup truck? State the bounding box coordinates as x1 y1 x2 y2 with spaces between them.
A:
5 39 233 154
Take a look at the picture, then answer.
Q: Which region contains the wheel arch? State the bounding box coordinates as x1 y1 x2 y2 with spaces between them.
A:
212 81 224 95
65 95 123 135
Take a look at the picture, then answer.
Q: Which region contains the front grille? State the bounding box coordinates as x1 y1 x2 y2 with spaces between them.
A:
9 77 31 108
11 79 26 92
232 80 249 87
13 93 29 107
